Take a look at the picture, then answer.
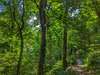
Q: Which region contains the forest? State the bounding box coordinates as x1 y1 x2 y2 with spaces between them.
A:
0 0 100 75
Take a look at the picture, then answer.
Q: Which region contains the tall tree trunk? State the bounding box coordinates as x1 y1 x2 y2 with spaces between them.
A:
38 0 47 75
16 0 25 75
62 0 68 70
63 25 68 70
16 30 23 75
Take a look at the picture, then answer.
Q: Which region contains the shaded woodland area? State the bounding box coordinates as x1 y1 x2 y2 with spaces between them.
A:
0 0 100 75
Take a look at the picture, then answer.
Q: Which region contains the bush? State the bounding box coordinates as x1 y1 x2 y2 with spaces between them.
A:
46 60 78 75
87 51 100 74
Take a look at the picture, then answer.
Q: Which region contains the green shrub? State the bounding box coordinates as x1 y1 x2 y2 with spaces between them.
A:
46 60 78 75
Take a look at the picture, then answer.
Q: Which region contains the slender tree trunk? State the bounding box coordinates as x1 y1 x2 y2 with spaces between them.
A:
16 16 24 75
8 0 24 75
38 0 47 75
16 30 24 75
62 0 68 70
63 25 68 70
16 0 25 75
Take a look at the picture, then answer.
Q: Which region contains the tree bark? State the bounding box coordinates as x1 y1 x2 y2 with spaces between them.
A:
62 0 68 70
38 0 47 75
16 30 24 75
63 25 68 70
16 0 25 75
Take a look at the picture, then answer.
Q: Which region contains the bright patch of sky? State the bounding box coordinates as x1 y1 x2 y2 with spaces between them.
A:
18 0 24 15
68 7 80 18
0 4 5 13
28 16 37 26
27 14 40 31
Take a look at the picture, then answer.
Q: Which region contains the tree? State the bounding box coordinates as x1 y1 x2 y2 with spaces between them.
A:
16 0 25 75
62 4 68 70
37 0 47 75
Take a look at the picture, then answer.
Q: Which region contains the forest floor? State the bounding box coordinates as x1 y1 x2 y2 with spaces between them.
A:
66 65 96 75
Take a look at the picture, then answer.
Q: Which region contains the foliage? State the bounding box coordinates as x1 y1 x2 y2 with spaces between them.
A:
0 0 100 75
